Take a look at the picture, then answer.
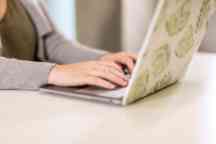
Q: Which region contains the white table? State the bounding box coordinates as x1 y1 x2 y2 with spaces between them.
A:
0 53 216 144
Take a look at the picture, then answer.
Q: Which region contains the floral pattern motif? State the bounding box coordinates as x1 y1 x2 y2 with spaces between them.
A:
155 0 168 31
127 70 150 104
196 0 212 33
175 25 194 58
123 0 216 105
151 44 171 77
166 0 192 36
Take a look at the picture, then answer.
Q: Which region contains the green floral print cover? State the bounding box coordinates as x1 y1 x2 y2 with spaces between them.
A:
123 0 216 105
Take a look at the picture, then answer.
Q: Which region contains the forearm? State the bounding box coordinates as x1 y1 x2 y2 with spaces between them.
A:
0 57 55 90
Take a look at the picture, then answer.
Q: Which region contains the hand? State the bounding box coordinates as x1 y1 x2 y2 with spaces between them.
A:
48 61 129 89
100 52 138 73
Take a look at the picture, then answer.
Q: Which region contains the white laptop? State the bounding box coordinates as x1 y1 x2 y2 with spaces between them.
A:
40 0 216 106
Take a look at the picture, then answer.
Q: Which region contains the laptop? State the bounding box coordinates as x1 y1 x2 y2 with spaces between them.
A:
40 0 216 106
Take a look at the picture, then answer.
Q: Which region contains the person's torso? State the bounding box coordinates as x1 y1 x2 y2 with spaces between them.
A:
0 0 37 61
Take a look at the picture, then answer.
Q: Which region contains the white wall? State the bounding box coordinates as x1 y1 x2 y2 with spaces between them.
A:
122 0 215 53
47 0 76 40
121 0 157 52
46 1 216 53
76 0 157 52
76 0 121 52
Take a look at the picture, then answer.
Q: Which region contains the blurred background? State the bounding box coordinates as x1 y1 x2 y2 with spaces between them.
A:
46 0 216 53
47 0 76 40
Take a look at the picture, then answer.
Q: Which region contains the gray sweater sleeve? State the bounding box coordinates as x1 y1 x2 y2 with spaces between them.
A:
38 0 108 64
45 32 108 64
0 0 108 90
0 57 55 90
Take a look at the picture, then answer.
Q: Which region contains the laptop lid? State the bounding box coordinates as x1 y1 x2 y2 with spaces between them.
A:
123 0 216 105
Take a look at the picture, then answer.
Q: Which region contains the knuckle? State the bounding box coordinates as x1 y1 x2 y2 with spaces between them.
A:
111 62 119 67
108 62 116 68
127 58 133 64
109 74 120 82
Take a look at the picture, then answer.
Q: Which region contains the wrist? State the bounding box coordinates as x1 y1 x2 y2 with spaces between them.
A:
48 64 61 85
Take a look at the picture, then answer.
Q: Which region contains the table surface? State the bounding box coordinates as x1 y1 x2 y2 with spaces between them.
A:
0 53 216 144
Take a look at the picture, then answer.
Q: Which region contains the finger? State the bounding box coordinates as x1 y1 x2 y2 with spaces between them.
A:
121 52 138 62
91 67 128 86
100 61 124 74
116 57 135 74
125 58 135 74
99 64 129 81
86 77 116 89
105 65 129 81
127 53 138 61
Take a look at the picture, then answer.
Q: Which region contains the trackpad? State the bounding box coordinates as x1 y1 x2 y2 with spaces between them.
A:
76 87 126 98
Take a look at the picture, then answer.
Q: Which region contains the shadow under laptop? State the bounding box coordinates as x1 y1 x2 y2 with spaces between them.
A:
117 80 205 129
